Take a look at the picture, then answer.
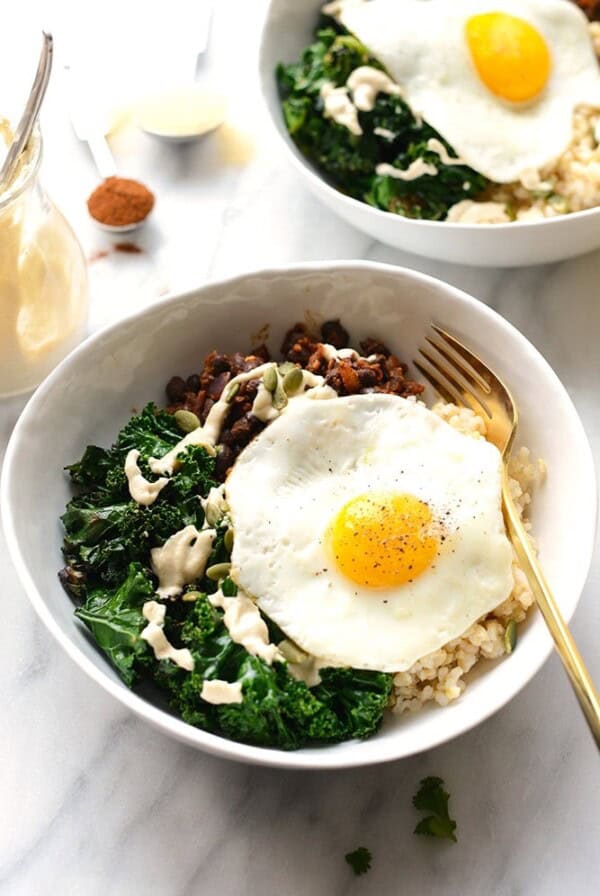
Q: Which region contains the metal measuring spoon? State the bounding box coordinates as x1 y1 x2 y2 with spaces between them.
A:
0 32 53 193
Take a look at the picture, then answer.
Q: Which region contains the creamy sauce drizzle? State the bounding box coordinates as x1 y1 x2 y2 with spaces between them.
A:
149 362 275 476
251 381 281 422
374 126 397 140
209 587 283 665
141 600 194 670
250 367 333 421
124 449 169 506
321 344 359 361
201 484 228 528
426 138 465 166
347 66 402 112
278 640 325 688
151 526 215 598
320 83 362 136
376 159 438 181
200 679 243 705
446 199 510 224
320 65 402 135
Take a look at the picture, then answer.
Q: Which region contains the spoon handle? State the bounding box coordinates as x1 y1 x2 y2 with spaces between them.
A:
0 31 53 191
87 134 117 180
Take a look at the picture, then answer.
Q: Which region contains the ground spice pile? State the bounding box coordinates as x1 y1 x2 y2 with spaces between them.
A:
87 176 154 227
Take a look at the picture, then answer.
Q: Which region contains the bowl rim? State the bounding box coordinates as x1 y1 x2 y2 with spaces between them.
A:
2 260 597 770
257 0 600 234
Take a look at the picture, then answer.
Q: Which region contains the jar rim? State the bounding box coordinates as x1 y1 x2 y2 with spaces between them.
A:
0 122 42 210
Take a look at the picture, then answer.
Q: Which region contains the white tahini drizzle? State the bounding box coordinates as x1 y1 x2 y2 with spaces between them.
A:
446 200 510 224
278 640 326 688
209 587 283 665
141 600 194 670
149 362 275 476
200 679 243 705
320 65 402 135
374 126 397 140
320 83 362 136
376 159 438 181
124 449 169 506
250 367 336 421
347 66 402 111
151 525 215 598
426 138 465 166
251 381 281 423
320 344 359 362
201 484 228 528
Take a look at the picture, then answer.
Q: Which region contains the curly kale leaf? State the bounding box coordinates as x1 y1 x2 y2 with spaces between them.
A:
413 776 458 843
75 563 154 686
114 403 184 462
156 594 393 750
61 404 216 597
345 847 372 876
277 27 488 219
367 130 487 220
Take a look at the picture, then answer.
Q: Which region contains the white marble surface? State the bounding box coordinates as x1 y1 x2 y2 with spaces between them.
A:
1 2 600 894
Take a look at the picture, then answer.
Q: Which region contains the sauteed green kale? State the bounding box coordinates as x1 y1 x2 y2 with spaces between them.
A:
60 401 392 750
276 23 487 220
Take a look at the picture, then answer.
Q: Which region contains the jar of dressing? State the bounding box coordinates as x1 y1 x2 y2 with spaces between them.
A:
0 120 88 397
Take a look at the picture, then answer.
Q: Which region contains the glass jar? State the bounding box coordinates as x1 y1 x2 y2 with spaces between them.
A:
0 125 88 397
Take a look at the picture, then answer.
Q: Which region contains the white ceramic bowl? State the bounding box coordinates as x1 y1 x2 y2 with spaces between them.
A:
259 0 600 267
1 262 596 769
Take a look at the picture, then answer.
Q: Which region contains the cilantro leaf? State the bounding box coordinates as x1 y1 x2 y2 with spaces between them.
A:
345 846 372 876
413 776 457 843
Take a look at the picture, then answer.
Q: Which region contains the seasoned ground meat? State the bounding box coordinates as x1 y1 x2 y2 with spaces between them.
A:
573 0 600 21
320 318 349 348
166 320 423 479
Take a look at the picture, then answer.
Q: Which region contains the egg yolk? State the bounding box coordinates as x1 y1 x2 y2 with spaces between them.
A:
329 492 439 588
465 12 551 104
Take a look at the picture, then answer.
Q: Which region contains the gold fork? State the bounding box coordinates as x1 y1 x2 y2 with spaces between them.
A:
415 325 600 749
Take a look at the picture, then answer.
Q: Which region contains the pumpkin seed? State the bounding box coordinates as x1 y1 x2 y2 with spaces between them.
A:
206 561 231 582
225 382 240 403
224 528 234 553
272 382 288 411
174 409 200 433
278 361 295 376
503 619 517 654
283 367 304 395
263 366 278 393
182 590 201 603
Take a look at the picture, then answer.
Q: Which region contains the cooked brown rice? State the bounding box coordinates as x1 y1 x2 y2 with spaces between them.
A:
391 403 545 715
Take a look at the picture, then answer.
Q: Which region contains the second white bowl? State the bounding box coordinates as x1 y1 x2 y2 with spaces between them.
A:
259 0 600 267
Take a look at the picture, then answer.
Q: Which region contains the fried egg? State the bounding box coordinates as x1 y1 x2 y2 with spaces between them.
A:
336 0 600 182
226 394 513 672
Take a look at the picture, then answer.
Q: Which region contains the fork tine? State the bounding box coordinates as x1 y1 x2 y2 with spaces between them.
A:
418 346 492 419
431 325 496 392
413 359 463 406
425 336 492 395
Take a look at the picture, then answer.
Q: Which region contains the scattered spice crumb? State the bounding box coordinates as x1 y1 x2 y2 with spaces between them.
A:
88 248 110 263
114 241 143 254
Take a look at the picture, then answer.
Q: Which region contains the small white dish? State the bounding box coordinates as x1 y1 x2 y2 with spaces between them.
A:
1 261 597 769
135 84 227 143
259 0 600 267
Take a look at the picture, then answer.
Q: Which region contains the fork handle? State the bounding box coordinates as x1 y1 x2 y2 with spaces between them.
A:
502 476 600 750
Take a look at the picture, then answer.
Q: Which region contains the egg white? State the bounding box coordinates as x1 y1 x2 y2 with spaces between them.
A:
226 394 514 672
337 0 600 183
